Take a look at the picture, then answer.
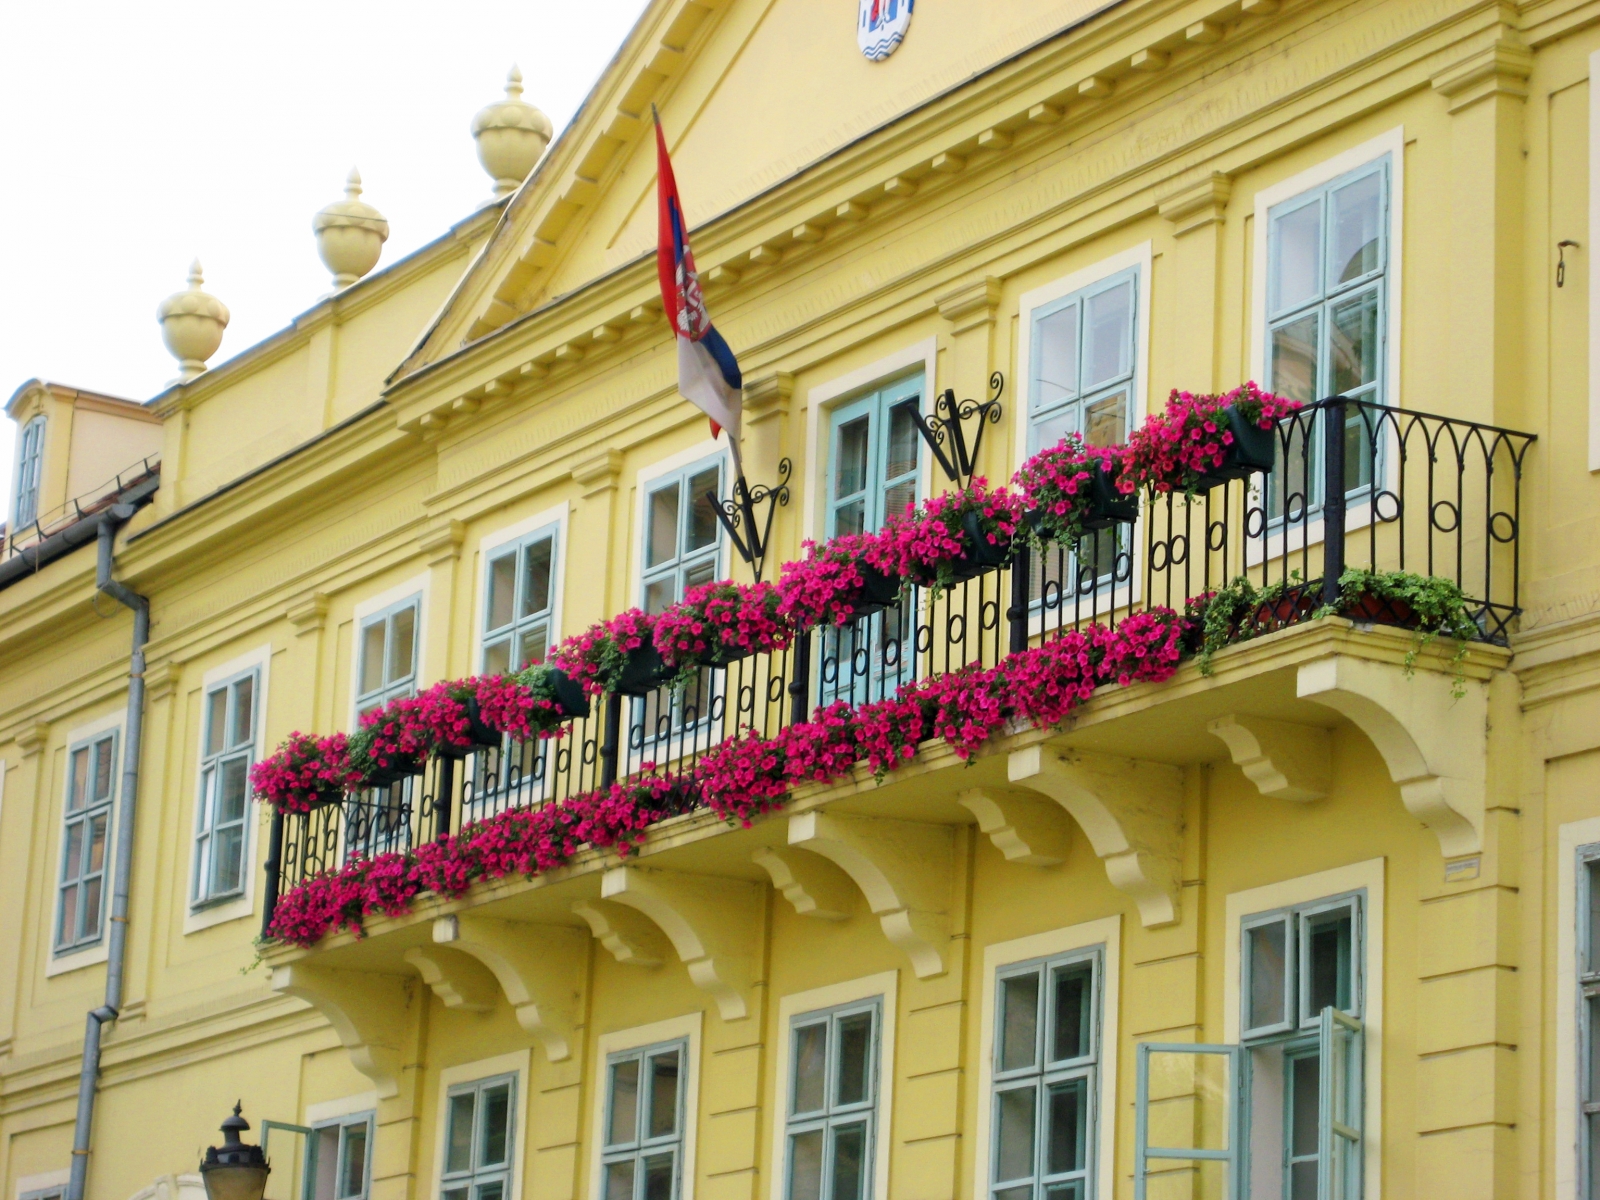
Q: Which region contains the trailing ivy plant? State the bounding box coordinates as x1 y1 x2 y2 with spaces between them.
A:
1317 567 1480 696
1193 572 1307 675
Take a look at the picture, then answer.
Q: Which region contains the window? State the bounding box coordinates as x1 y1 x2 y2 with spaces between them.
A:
482 529 558 676
441 1075 516 1200
785 1001 881 1200
193 670 257 906
21 1186 65 1200
822 374 923 704
13 414 45 528
601 1039 686 1200
1134 894 1364 1200
57 730 117 952
309 1113 373 1200
1265 157 1390 510
355 596 421 717
991 950 1101 1200
1580 847 1600 1198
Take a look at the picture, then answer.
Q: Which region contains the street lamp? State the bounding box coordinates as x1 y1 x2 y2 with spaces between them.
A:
199 1102 271 1200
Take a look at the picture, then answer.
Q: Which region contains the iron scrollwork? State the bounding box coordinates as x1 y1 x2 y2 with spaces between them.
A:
706 457 792 581
907 371 1005 488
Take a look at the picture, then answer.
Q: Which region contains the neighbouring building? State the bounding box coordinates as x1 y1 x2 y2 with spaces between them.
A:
2 3 1599 1200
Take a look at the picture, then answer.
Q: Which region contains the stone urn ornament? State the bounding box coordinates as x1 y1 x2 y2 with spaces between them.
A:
472 66 553 200
313 168 390 291
157 260 230 385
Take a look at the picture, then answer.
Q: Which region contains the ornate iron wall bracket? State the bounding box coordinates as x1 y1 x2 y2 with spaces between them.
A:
707 457 791 581
908 372 1004 488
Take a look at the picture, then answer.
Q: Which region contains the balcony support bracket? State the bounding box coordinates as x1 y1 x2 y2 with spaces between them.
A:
752 845 855 921
956 787 1072 866
403 945 499 1012
1206 715 1330 803
1297 654 1485 857
572 898 670 968
271 964 413 1099
601 867 762 1021
1008 745 1183 927
786 811 953 978
433 915 586 1061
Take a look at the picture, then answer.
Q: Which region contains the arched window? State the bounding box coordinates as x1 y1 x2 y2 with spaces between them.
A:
13 414 45 527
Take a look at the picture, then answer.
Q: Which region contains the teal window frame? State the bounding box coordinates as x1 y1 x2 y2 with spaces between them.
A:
784 999 882 1200
1579 843 1600 1198
825 373 924 539
481 526 560 676
1026 268 1139 457
640 455 726 616
351 593 422 858
601 1038 688 1200
307 1111 374 1200
1264 155 1391 512
56 728 119 952
440 1073 517 1200
990 947 1102 1200
192 667 259 907
13 413 45 528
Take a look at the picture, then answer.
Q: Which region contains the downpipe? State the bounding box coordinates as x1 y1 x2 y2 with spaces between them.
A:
67 505 149 1200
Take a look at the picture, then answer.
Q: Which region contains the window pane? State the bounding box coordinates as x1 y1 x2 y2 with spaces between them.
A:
1083 281 1132 388
1305 908 1354 1017
339 1123 367 1199
60 884 79 944
1046 1079 1087 1175
445 1092 476 1174
836 1011 873 1106
831 1123 867 1200
994 1188 1032 1200
475 1183 503 1200
836 416 871 500
994 1086 1037 1183
1030 407 1076 455
833 498 867 539
69 747 88 811
314 1126 341 1200
219 757 249 823
1331 172 1382 284
522 538 554 617
881 480 916 523
792 1022 827 1114
885 402 919 482
642 1153 674 1200
483 639 512 677
647 486 680 568
999 972 1040 1071
683 558 718 592
360 621 387 696
1289 1161 1318 1200
388 607 416 685
1082 392 1127 449
1272 199 1323 311
1330 291 1380 396
232 678 255 749
1050 963 1092 1062
206 688 229 757
82 875 103 933
481 1083 511 1166
1590 994 1600 1099
609 1059 640 1145
644 577 677 615
1588 862 1600 971
211 824 244 894
63 821 85 881
87 813 108 874
443 1190 470 1200
487 553 517 631
604 1163 635 1200
516 626 549 669
687 469 721 552
1043 1184 1084 1200
94 739 114 801
1270 314 1320 404
1035 303 1080 409
1289 1054 1320 1157
648 1051 680 1139
1247 919 1290 1030
789 1129 824 1200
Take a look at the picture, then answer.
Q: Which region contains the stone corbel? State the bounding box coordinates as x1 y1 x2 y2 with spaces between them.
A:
571 449 625 500
956 787 1072 866
1008 745 1183 927
15 720 50 757
787 811 953 978
271 964 414 1099
403 945 499 1013
142 659 182 704
1430 37 1533 113
1296 654 1485 858
1157 173 1233 236
601 867 762 1020
1206 715 1330 803
742 372 794 430
572 898 670 967
935 276 1002 335
287 592 330 638
432 915 586 1060
418 520 466 567
752 845 855 921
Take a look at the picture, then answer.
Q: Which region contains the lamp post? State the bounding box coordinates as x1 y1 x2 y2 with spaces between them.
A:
199 1103 271 1200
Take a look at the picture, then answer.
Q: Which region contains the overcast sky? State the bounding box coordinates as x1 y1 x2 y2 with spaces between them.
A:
0 0 651 524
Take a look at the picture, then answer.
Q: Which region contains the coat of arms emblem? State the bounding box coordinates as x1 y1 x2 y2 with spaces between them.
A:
858 0 913 62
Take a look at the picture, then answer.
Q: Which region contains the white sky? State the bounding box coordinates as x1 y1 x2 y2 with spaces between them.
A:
0 0 651 524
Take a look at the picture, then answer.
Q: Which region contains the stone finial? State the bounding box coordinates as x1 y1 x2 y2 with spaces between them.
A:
157 260 230 384
471 66 553 200
313 168 390 291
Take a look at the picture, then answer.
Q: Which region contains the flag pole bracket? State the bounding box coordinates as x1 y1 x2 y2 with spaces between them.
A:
707 457 791 582
908 372 1005 488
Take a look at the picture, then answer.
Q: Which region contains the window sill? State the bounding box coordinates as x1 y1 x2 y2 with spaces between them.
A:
46 939 109 978
184 893 254 935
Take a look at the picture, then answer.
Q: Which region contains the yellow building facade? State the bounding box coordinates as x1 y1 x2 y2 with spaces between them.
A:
3 2 1599 1200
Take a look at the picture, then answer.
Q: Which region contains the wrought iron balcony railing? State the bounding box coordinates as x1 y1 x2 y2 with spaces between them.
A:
261 397 1534 934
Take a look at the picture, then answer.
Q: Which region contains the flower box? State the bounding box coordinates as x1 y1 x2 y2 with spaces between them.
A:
364 753 424 788
614 643 674 696
1193 405 1279 490
1082 462 1138 529
846 562 904 620
547 668 591 719
1342 591 1421 630
1247 586 1319 636
434 697 506 759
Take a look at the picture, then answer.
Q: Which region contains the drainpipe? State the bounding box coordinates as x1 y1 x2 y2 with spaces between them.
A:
67 504 149 1200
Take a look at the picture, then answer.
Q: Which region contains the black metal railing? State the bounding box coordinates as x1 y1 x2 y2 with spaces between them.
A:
262 397 1534 932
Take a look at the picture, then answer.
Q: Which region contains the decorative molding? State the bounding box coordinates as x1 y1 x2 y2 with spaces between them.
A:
936 275 1002 334
1206 714 1330 803
418 519 467 566
752 845 854 921
956 787 1072 866
404 944 499 1013
1158 172 1233 236
142 659 182 704
1430 37 1534 113
16 719 50 757
271 964 414 1098
433 914 586 1060
571 448 625 498
1008 745 1183 927
743 372 795 426
572 898 669 967
287 591 331 638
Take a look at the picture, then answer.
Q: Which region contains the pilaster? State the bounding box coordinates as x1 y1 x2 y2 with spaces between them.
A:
936 277 1002 478
417 520 465 685
570 450 625 625
1157 173 1231 394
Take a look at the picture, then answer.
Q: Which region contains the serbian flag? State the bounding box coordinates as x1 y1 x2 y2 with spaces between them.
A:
655 110 741 440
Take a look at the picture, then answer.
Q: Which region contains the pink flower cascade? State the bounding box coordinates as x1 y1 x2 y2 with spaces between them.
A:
474 671 570 742
868 477 1023 592
550 608 656 697
775 535 881 629
653 581 796 668
1124 382 1301 494
267 608 1192 948
248 732 364 815
1013 434 1133 548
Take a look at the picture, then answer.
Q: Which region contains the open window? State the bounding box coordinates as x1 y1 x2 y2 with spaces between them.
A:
307 1112 373 1200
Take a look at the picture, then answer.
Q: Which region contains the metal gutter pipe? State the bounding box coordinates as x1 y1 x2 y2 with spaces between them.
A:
67 505 149 1200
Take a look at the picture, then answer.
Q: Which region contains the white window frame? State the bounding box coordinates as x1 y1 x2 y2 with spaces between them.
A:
13 413 45 529
347 578 428 860
975 918 1120 1200
430 1051 529 1200
769 972 896 1200
52 715 122 966
592 1014 702 1200
15 1171 69 1200
480 522 563 676
354 594 424 718
190 661 263 913
474 504 569 671
1247 127 1405 569
600 1037 690 1200
1561 818 1600 1200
